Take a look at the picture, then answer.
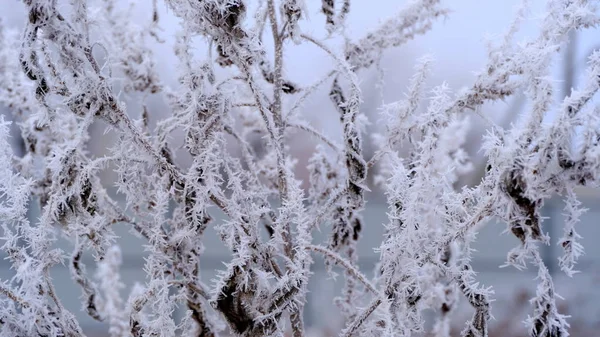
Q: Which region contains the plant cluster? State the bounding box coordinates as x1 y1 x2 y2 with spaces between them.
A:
0 0 599 336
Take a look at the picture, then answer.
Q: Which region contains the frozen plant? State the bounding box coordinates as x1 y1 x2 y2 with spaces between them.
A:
0 0 599 336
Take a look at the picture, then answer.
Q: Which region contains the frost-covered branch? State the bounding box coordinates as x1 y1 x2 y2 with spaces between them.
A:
1 0 599 336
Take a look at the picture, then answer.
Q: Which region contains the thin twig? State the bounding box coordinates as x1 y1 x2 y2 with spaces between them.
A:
307 245 379 295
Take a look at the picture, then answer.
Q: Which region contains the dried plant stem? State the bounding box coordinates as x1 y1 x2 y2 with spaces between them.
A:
341 297 383 337
287 122 342 152
0 284 29 308
307 245 379 295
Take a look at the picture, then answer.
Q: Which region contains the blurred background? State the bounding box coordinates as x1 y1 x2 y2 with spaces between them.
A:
2 0 600 335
